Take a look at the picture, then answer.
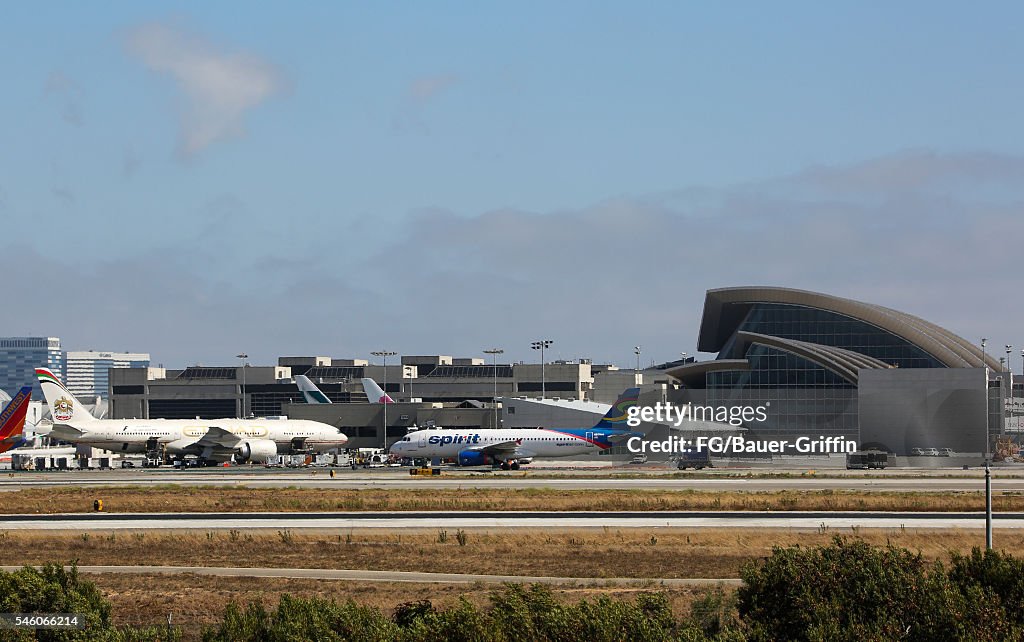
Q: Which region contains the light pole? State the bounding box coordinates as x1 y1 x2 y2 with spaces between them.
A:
371 351 397 451
680 352 688 363
484 348 504 429
982 338 992 550
530 340 553 399
634 346 641 373
235 353 248 419
1008 346 1014 431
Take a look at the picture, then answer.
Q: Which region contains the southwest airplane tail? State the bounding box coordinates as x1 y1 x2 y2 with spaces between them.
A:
361 378 394 404
296 375 332 404
35 367 96 424
0 386 32 454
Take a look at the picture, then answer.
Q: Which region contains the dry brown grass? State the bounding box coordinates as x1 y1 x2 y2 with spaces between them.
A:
92 573 712 641
0 527 1008 581
2 486 1022 514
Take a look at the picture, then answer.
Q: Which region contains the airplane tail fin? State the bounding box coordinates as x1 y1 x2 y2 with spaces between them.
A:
0 386 32 453
593 387 640 429
295 375 333 404
361 378 394 404
35 367 95 424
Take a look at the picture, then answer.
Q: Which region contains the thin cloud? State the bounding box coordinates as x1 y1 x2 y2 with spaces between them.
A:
393 73 459 134
8 150 1024 367
43 71 84 126
408 74 458 105
51 187 76 205
123 22 285 157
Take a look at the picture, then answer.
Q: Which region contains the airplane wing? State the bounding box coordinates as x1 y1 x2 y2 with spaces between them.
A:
194 426 244 448
47 424 84 441
463 439 533 459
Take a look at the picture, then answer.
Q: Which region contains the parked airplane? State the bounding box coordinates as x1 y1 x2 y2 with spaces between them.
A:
295 375 332 404
36 368 348 464
388 388 643 470
296 375 395 404
361 378 394 404
0 386 33 455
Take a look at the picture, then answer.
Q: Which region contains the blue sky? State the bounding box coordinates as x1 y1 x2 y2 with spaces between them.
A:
3 3 1024 368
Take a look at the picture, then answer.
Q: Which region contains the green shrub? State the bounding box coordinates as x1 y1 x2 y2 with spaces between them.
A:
0 563 177 642
202 595 399 642
737 536 1024 642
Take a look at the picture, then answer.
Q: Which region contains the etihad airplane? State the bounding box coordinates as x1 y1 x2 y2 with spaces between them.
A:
296 375 395 404
0 386 33 455
389 388 643 470
36 368 348 464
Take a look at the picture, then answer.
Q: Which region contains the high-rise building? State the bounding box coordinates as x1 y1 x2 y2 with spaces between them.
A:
0 337 63 397
65 351 150 400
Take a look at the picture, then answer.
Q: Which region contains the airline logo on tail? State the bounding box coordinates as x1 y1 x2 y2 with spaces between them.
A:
295 375 332 404
35 367 95 424
53 396 74 422
595 387 641 429
0 386 32 454
361 378 394 404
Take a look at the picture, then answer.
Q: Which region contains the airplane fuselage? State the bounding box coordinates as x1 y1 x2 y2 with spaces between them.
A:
389 427 621 462
51 418 346 456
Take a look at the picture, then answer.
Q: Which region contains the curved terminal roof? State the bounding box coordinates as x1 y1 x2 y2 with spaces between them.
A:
664 359 750 388
696 287 998 370
734 331 890 385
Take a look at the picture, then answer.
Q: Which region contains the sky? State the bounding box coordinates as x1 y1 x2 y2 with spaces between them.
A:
3 2 1024 369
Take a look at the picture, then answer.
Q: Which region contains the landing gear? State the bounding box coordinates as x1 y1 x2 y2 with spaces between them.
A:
499 461 521 471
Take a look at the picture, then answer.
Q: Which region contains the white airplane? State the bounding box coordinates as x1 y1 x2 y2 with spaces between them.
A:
36 368 348 464
296 375 395 404
389 388 642 470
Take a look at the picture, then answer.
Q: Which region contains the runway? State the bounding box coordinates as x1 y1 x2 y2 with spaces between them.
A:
0 565 739 586
0 469 1020 492
0 510 1017 530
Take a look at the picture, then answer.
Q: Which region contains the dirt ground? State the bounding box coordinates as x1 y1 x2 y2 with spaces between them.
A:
0 527 1003 580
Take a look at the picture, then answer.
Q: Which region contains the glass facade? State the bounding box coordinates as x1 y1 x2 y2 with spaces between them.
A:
0 337 64 398
724 304 943 368
708 345 858 439
65 352 150 399
704 303 945 440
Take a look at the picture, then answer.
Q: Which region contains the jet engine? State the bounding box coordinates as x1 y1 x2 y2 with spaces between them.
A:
457 449 489 466
235 439 278 463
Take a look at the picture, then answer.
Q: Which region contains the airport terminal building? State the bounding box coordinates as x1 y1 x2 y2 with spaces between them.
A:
666 287 1013 456
102 286 1018 458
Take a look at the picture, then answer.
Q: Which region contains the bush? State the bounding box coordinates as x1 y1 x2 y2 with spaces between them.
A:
202 595 399 642
737 537 1024 642
0 563 177 642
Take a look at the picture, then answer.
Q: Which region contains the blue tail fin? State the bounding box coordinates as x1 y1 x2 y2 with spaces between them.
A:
594 387 640 429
